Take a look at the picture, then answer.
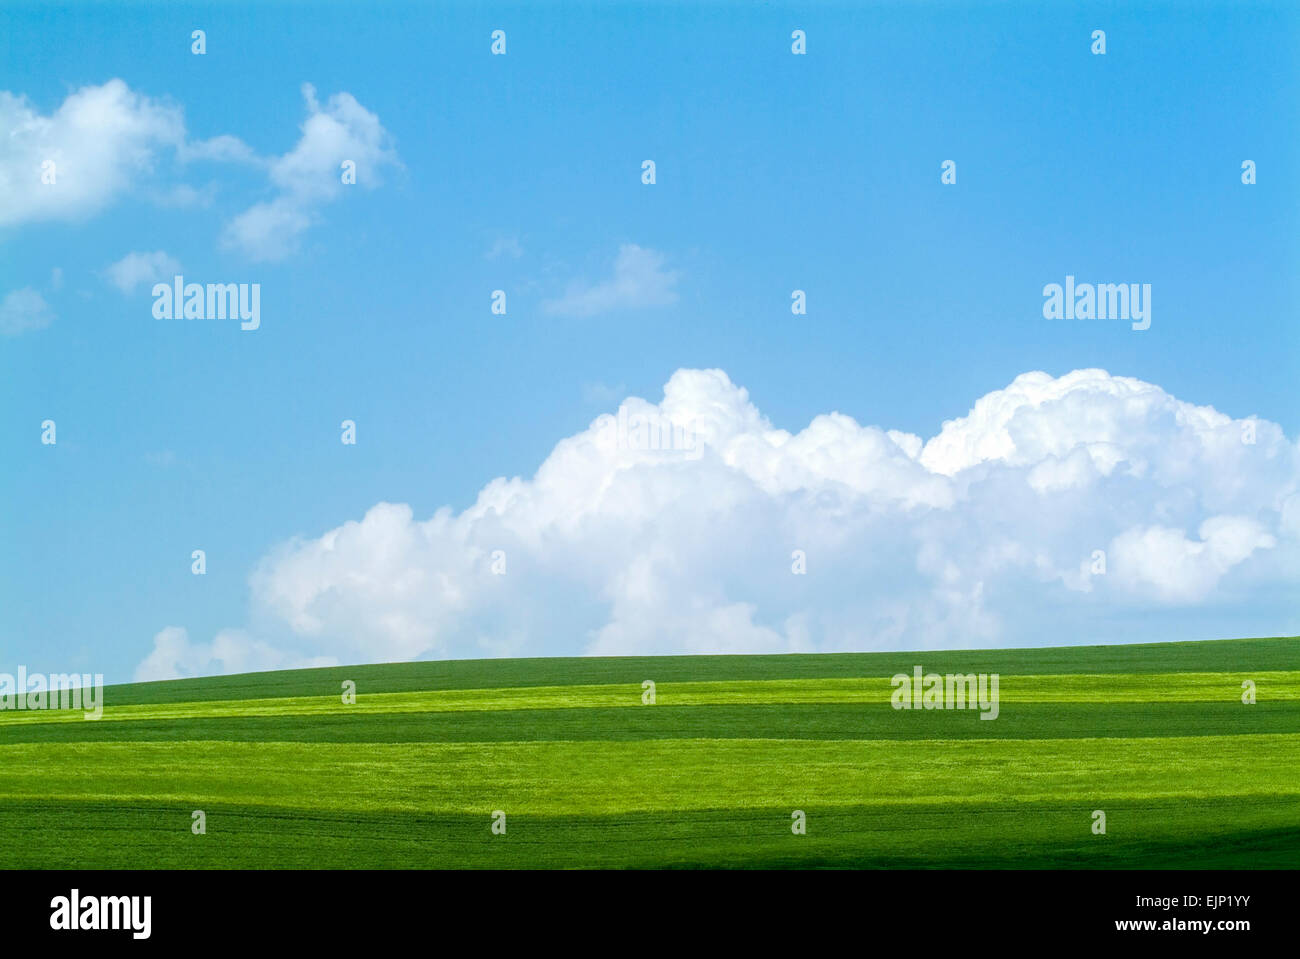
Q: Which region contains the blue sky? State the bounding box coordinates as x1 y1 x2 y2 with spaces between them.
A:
2 1 1297 683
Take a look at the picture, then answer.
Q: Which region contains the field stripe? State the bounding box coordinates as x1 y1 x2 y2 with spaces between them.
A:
2 701 1297 744
3 795 1296 868
3 670 1295 728
2 734 1296 815
94 636 1300 706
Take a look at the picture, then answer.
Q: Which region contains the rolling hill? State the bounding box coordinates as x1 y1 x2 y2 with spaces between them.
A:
1 636 1296 868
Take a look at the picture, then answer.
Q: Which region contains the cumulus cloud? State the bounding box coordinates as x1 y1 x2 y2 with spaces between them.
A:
1110 517 1277 603
0 288 55 336
1 79 395 261
220 83 398 261
101 250 182 294
134 626 337 682
0 79 185 226
544 244 679 317
139 367 1298 678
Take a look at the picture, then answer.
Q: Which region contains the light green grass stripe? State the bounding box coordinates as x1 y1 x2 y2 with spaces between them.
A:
0 734 1296 815
0 670 1294 727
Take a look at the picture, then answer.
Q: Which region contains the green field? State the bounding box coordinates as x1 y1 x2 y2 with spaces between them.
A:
1 637 1297 868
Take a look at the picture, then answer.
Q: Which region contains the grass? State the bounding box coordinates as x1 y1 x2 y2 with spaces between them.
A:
0 636 1296 868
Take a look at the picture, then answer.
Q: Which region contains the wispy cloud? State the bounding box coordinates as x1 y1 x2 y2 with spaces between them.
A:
544 244 679 317
0 79 397 263
101 250 182 294
220 83 399 262
582 381 627 405
0 288 54 336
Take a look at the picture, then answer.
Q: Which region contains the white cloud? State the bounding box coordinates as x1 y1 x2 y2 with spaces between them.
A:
179 134 259 166
0 288 54 336
0 79 395 262
138 367 1296 678
221 196 314 263
923 369 1177 476
1110 517 1277 603
101 250 182 294
582 381 627 406
221 83 398 261
0 79 185 226
134 626 336 682
544 244 679 317
152 182 218 209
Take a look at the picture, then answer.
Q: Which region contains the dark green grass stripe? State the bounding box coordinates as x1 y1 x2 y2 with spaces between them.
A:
3 701 1296 744
2 795 1294 869
96 636 1300 706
